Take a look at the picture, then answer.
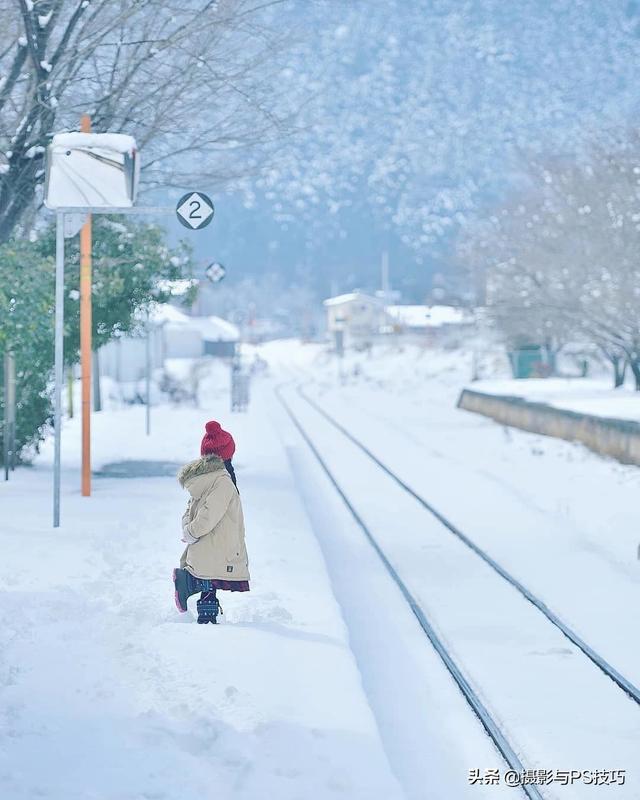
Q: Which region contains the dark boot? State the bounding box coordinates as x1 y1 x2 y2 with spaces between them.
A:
197 591 222 624
173 568 197 613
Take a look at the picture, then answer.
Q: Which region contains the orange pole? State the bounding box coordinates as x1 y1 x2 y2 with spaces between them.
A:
80 114 92 496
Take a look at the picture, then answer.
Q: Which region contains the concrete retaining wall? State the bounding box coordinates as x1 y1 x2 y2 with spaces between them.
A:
457 388 640 466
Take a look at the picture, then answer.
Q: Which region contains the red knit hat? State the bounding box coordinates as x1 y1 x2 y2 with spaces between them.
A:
200 420 235 461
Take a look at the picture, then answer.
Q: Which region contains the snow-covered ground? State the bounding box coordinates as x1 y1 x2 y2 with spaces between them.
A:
471 377 640 422
1 383 405 800
2 339 639 799
273 342 640 679
261 339 640 795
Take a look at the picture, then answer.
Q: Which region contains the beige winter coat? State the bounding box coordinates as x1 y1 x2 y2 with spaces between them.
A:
178 456 250 582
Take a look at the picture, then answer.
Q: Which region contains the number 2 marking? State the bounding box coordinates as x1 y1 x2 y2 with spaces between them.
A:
189 200 202 219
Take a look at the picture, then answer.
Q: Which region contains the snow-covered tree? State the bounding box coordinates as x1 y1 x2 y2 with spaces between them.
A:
462 143 640 386
0 0 294 240
249 1 640 260
4 1 640 294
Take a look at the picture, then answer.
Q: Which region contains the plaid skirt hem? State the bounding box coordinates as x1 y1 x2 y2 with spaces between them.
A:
189 574 250 592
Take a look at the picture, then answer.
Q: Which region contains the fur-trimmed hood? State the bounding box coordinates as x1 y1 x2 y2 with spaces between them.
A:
178 455 226 488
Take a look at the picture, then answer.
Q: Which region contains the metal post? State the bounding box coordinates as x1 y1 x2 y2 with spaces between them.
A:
145 308 151 436
53 212 65 527
7 352 16 471
471 349 479 382
67 365 74 418
2 371 7 481
381 250 389 301
92 350 102 412
3 351 11 481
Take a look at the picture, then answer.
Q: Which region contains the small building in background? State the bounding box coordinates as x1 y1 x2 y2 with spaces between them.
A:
98 316 167 385
188 315 240 358
98 305 240 385
386 304 461 331
385 304 474 344
324 291 388 348
159 305 203 359
323 291 475 350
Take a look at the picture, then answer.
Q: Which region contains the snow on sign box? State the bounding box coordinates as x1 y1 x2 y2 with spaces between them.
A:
44 132 139 209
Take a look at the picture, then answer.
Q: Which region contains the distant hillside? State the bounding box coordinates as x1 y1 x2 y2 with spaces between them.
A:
165 0 640 302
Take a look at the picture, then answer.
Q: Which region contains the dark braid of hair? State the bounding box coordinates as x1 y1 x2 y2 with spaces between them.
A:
224 459 238 491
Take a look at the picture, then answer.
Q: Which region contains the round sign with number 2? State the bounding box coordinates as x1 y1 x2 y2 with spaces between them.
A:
175 192 215 230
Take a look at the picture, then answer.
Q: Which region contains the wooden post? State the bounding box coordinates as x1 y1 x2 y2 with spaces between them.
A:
80 114 92 496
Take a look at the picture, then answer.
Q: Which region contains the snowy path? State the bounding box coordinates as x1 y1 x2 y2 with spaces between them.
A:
0 389 404 800
278 382 640 799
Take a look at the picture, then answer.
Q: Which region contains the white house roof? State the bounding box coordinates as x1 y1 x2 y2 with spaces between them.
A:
147 304 192 325
188 315 240 342
145 305 239 341
386 305 470 328
324 291 382 307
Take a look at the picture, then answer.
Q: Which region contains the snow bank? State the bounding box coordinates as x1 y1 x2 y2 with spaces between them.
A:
472 377 640 423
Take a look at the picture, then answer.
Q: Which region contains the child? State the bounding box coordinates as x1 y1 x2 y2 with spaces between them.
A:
173 420 250 624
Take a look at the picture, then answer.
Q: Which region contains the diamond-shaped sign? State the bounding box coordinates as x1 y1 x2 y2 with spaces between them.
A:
176 191 215 230
205 262 226 283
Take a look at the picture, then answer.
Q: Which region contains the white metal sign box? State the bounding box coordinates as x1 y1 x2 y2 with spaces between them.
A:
45 132 139 209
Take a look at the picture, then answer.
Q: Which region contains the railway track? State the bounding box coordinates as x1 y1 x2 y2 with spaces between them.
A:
292 383 640 708
275 380 640 800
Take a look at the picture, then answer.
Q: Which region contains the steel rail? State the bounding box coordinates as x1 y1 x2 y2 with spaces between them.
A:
275 383 544 800
294 383 640 708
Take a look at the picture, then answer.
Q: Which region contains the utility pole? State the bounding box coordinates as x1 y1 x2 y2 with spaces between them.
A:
80 114 92 497
381 250 390 301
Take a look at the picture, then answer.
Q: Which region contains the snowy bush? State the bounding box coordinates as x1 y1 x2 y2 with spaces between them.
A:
0 218 194 459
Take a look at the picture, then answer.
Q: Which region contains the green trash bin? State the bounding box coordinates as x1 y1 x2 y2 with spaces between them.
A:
509 345 544 378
